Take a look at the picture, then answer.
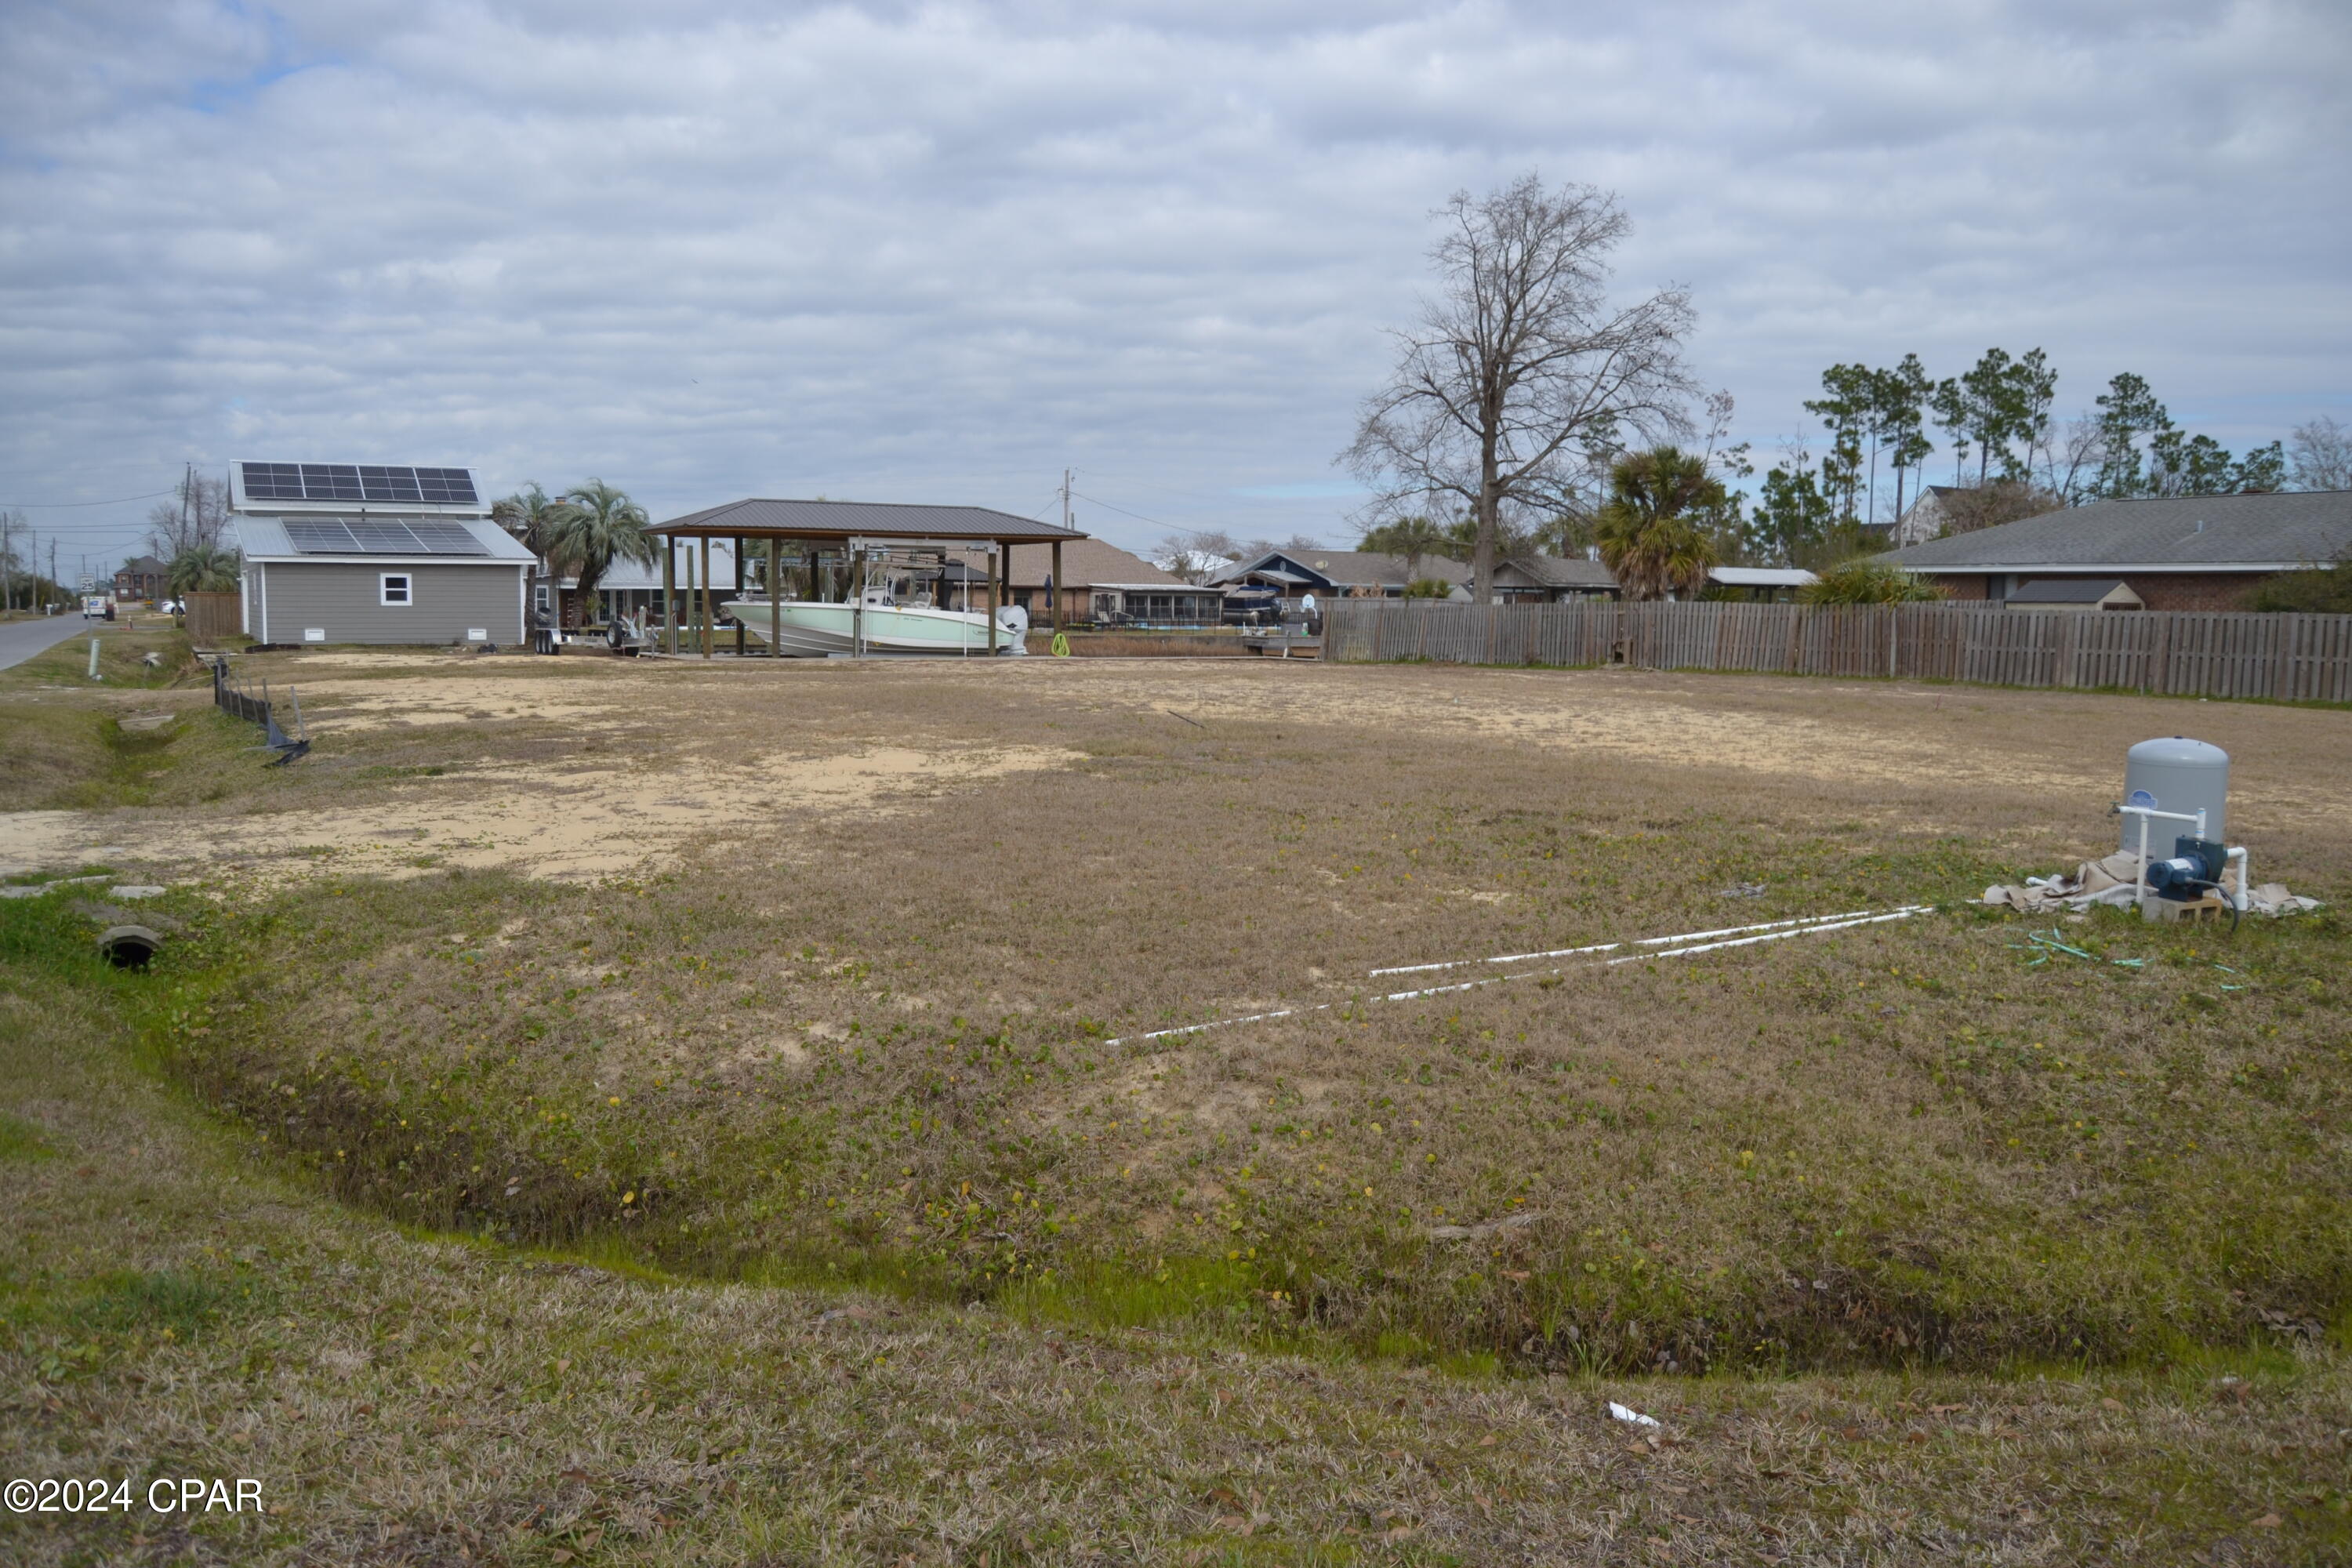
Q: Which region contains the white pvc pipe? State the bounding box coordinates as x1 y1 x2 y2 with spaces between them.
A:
1604 906 1926 964
2118 803 2206 896
1108 904 1933 1047
2226 844 2250 912
1370 908 1883 977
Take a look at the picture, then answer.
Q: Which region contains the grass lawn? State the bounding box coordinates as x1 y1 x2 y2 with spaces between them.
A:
3 640 2349 1562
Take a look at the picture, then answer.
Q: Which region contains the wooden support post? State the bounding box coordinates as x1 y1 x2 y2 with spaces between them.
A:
662 538 677 655
851 549 866 656
1050 539 1062 632
699 535 713 659
770 538 782 657
988 544 1001 655
734 535 746 658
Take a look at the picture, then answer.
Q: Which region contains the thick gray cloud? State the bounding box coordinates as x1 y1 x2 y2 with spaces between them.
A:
4 0 2346 568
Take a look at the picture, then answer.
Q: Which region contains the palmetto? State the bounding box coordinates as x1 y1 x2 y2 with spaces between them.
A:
164 542 241 596
490 483 586 560
1595 446 1722 600
546 479 658 602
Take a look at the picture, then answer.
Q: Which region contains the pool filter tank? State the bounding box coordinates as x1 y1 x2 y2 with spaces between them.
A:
2119 737 2229 854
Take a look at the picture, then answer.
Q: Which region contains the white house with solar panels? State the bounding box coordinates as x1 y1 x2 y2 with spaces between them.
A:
227 463 534 646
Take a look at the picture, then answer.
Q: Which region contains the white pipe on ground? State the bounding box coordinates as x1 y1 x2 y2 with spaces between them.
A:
1370 908 1885 977
1604 906 1926 964
1106 904 1934 1047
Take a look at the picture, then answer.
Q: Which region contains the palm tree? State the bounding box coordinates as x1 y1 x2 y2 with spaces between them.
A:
1798 558 1944 604
1594 446 1724 600
491 483 584 559
165 542 240 596
546 479 658 604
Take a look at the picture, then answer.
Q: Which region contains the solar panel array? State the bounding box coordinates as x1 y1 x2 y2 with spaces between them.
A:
281 518 491 556
241 463 480 506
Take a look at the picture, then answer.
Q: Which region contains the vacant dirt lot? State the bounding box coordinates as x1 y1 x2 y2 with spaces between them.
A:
9 646 2350 886
7 643 2350 1563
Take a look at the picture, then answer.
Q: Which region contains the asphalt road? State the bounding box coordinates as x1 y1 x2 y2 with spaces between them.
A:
0 613 107 671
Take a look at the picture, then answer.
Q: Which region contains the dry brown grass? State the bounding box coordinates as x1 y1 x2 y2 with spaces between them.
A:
7 649 2352 1559
3 904 2348 1566
6 648 2325 1372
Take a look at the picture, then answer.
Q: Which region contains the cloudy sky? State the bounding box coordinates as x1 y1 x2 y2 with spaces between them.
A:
5 0 2347 575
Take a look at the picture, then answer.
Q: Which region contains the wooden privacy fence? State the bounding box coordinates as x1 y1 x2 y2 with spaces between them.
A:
1322 601 2352 703
183 591 241 643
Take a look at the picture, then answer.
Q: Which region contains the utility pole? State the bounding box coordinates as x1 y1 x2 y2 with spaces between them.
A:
49 539 60 609
1062 468 1073 532
1 510 12 614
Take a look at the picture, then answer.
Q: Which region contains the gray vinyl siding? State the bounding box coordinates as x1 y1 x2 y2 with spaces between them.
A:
255 561 526 645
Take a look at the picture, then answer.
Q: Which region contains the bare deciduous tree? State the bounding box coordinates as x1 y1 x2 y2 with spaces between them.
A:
1341 175 1698 601
146 470 230 560
2288 416 2352 492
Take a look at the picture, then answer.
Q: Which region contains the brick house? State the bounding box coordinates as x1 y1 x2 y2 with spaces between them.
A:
943 537 1221 625
1878 491 2352 611
113 554 168 602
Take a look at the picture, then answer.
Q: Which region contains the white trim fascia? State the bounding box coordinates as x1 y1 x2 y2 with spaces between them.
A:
236 553 524 566
1909 561 2321 575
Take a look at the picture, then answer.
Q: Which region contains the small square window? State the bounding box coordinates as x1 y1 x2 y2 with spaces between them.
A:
380 574 412 606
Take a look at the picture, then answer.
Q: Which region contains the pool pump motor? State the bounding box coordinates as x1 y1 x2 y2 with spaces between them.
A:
2143 837 2228 902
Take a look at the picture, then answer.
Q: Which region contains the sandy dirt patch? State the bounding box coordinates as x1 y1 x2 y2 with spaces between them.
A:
0 744 1076 884
278 651 474 670
289 676 637 734
1032 662 2352 828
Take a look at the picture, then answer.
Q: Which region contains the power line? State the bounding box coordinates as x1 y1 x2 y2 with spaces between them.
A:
1070 490 1191 532
0 488 176 508
1071 490 1322 549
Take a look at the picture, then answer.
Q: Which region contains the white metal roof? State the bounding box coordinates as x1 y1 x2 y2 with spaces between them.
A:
1710 566 1819 587
230 515 535 563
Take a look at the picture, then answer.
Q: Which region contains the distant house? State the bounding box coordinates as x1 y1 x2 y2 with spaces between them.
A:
1478 559 1815 603
538 541 739 630
1708 566 1817 601
1889 486 1964 546
1879 491 2352 611
1209 549 1472 600
113 554 168 603
951 537 1221 626
227 463 532 645
1490 554 1618 601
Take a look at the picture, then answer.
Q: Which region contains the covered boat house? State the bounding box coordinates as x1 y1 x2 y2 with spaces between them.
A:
646 497 1089 657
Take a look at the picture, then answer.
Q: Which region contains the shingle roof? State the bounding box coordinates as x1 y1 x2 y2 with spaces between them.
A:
1210 550 1470 588
653 497 1086 543
1500 554 1617 589
995 537 1189 590
1881 491 2352 572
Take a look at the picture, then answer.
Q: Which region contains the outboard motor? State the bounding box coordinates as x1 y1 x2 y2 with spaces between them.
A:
996 602 1030 654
